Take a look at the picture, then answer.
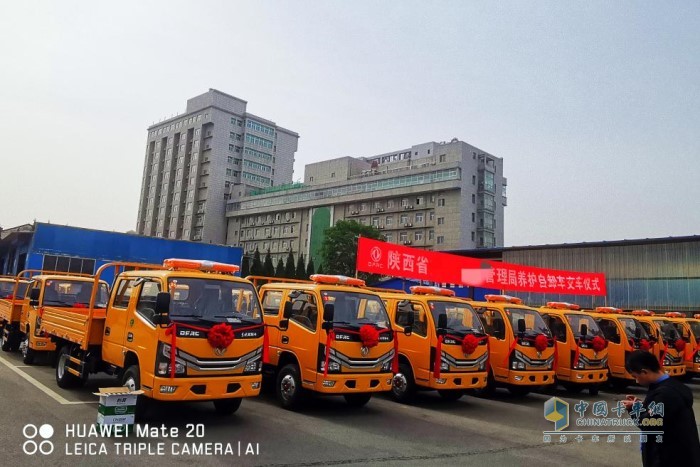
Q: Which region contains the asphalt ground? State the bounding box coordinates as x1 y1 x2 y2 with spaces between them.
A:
1 350 699 467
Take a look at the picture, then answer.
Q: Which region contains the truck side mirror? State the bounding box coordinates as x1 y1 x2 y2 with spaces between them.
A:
517 318 526 334
437 313 447 336
404 309 414 335
282 301 293 319
321 303 335 331
581 324 588 337
155 292 170 315
635 327 641 339
29 288 40 306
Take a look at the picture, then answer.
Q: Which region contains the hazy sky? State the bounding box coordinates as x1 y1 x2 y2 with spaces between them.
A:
1 1 698 247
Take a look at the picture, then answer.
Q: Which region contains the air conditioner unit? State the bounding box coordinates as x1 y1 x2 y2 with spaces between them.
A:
266 235 272 238
380 208 385 212
409 206 414 210
406 223 412 227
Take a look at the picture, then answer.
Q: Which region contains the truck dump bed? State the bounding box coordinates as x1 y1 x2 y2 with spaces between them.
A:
41 307 106 347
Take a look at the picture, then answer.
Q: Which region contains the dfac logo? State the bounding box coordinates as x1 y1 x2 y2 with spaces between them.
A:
544 397 569 431
22 423 54 455
370 247 382 263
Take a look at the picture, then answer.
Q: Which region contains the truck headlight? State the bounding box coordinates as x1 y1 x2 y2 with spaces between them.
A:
575 361 585 369
381 360 392 372
244 359 262 373
440 362 449 371
511 361 525 370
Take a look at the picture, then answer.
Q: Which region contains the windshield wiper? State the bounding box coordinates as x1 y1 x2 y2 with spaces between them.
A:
212 315 261 324
44 301 74 307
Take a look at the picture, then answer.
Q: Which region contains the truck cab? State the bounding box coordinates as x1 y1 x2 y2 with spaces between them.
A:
537 302 609 395
0 275 30 352
680 314 700 376
647 313 687 377
381 286 488 403
470 295 555 396
22 274 109 364
258 274 396 409
588 308 652 390
42 259 264 415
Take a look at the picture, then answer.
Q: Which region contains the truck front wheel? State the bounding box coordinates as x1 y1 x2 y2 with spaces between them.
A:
21 337 35 365
213 398 242 415
276 363 304 410
56 346 81 388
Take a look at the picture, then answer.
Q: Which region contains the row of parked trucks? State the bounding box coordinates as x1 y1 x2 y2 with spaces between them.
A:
0 260 698 416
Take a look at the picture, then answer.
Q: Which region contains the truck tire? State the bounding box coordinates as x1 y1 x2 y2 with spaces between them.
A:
213 398 242 415
276 363 304 410
437 389 464 401
121 365 148 419
1 330 11 352
344 393 372 407
391 362 417 403
56 346 81 389
22 337 35 365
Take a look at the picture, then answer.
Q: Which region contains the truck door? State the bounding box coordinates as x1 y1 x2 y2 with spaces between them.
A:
282 291 319 384
261 289 284 366
102 277 137 366
476 307 507 380
596 318 623 377
401 301 431 384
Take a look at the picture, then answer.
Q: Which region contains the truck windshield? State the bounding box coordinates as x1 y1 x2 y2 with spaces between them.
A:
42 280 110 308
619 318 649 340
565 314 604 339
690 322 700 340
505 307 552 337
168 278 262 323
321 291 390 328
652 320 682 342
429 301 484 334
0 281 16 298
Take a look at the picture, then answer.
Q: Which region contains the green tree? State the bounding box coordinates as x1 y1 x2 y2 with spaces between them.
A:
275 257 285 277
284 250 296 278
319 220 383 282
263 249 275 277
306 257 315 278
241 255 250 277
295 253 306 280
250 248 262 276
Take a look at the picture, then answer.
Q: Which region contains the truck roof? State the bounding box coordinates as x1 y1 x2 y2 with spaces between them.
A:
260 282 380 294
117 269 252 284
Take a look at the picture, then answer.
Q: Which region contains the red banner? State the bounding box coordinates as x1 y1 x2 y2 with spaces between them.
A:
356 237 606 296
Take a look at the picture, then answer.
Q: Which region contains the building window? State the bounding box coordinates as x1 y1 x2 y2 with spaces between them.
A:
401 198 409 207
400 214 408 225
429 230 435 240
415 212 424 223
415 231 423 241
472 212 475 222
309 176 314 182
385 233 393 242
429 211 435 221
400 232 408 242
228 156 234 163
471 231 475 241
437 236 445 245
226 168 232 176
360 203 367 212
386 216 393 226
372 217 379 227
472 194 476 204
415 197 423 205
387 200 394 208
331 172 335 178
437 198 445 207
472 175 476 185
439 154 446 162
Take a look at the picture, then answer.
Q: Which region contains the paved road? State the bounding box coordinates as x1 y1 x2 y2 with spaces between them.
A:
1 350 698 466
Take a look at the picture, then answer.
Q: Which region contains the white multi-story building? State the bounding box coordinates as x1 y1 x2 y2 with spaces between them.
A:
136 89 299 244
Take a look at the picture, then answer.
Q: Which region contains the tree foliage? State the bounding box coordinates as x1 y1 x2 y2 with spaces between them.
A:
306 257 315 278
250 248 262 276
284 250 296 278
275 257 285 277
241 255 250 277
263 250 275 277
295 253 306 280
319 220 384 281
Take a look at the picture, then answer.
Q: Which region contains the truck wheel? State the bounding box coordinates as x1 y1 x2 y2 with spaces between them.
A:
213 398 242 415
22 338 35 365
344 393 371 407
122 365 148 419
437 389 464 401
1 330 11 352
276 363 304 410
56 346 81 389
391 362 416 403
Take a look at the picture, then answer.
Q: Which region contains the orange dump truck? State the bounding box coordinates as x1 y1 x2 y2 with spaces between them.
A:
41 260 264 415
256 274 397 409
537 302 609 395
629 310 685 377
380 286 488 402
470 295 556 396
0 274 30 351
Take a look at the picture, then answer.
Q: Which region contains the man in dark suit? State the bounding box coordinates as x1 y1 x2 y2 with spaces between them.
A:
623 350 700 467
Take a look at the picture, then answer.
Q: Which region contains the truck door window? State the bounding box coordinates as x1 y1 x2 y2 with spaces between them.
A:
547 315 567 342
261 290 283 315
405 302 427 337
136 280 161 323
113 279 136 309
477 308 505 340
596 319 620 344
290 293 317 331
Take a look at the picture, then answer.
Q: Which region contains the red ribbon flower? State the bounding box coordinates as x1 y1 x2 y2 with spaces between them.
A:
534 334 549 352
207 323 235 350
639 339 651 351
359 324 380 348
674 338 686 353
591 336 607 352
462 334 479 355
